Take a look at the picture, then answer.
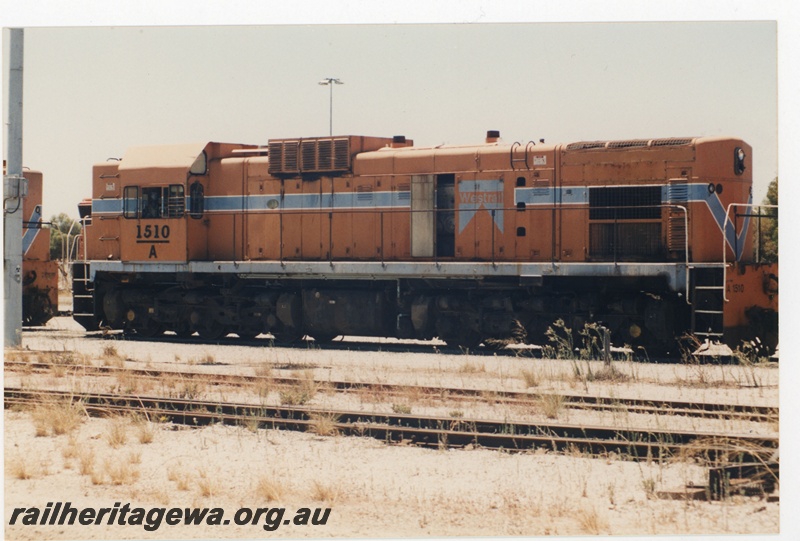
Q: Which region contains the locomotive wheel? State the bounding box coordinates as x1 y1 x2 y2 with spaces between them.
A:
135 321 164 338
442 334 482 351
271 328 303 345
311 333 339 344
173 323 194 339
197 325 228 340
237 331 260 340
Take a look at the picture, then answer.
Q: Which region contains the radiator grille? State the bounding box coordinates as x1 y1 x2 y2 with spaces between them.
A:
269 137 351 175
566 138 694 151
590 223 662 259
566 141 607 151
268 140 300 174
652 138 693 147
589 186 662 220
607 139 649 149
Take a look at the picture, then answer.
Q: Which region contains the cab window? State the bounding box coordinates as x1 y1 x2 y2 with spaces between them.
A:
189 181 204 218
123 186 139 218
125 185 185 219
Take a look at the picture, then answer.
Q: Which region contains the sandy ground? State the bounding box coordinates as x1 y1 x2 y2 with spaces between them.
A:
4 314 781 538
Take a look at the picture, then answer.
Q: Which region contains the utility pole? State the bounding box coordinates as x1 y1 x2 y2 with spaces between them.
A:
4 28 26 347
318 77 343 136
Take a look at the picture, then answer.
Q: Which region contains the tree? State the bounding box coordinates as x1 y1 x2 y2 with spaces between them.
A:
49 213 82 260
757 177 778 262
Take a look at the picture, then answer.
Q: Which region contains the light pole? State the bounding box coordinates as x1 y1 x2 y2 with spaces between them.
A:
318 77 343 136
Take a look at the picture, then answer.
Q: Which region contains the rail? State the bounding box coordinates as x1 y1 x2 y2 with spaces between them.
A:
4 387 778 461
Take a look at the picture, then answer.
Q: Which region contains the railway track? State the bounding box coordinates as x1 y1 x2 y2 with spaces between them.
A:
4 387 776 462
4 359 777 424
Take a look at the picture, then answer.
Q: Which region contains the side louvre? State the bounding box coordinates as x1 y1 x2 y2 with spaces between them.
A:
270 137 352 175
666 179 689 254
267 136 402 177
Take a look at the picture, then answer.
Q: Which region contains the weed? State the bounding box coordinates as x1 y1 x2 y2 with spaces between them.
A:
280 371 318 405
8 454 34 480
576 506 608 535
310 481 341 504
102 345 121 359
519 367 539 388
135 420 156 444
190 354 217 365
197 469 221 497
591 364 631 383
391 403 412 415
106 459 140 485
255 476 285 502
30 401 83 437
544 319 575 359
642 477 657 499
279 388 312 406
78 447 96 476
308 411 340 437
167 462 192 491
105 416 128 448
180 379 206 400
128 450 142 465
539 393 565 419
458 360 486 373
114 371 141 394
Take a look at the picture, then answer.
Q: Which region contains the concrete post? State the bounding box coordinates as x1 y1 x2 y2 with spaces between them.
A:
4 28 25 347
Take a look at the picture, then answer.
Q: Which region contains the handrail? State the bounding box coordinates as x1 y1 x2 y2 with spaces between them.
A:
721 203 778 302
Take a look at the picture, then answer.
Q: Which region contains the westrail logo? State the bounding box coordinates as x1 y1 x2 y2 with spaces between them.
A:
457 179 504 233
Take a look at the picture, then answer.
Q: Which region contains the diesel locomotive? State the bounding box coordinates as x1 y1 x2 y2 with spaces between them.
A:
71 131 778 353
18 169 59 326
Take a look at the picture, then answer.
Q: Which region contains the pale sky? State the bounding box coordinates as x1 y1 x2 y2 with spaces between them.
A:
1 3 792 219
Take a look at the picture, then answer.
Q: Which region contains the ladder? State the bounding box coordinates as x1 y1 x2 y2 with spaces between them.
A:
71 262 98 330
690 266 725 341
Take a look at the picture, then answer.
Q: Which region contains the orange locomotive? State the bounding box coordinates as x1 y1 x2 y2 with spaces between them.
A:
72 132 777 352
20 170 59 326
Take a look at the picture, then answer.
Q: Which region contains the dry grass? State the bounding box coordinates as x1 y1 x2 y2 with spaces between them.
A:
590 364 631 383
391 403 412 415
190 354 218 365
539 393 566 419
102 344 122 360
167 462 192 491
7 454 34 480
41 350 81 366
78 447 96 476
576 505 608 534
308 411 340 436
255 476 286 501
105 458 140 485
310 481 342 504
457 360 486 374
135 419 156 444
197 468 222 497
280 370 318 405
30 401 84 437
101 346 125 368
114 371 143 394
104 416 129 448
519 368 540 388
